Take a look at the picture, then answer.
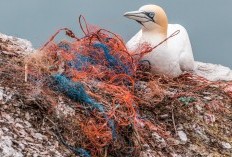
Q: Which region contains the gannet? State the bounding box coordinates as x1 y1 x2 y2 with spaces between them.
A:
124 4 232 81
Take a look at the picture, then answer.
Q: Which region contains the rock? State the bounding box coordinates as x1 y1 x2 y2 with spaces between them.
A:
25 112 30 121
0 129 3 136
2 127 9 132
167 138 180 145
0 136 23 157
25 137 34 142
195 104 203 111
135 81 148 90
196 102 206 111
0 33 66 156
40 151 49 155
151 132 167 148
1 112 14 124
204 113 215 124
55 99 75 118
203 96 212 101
33 133 44 141
189 144 210 156
202 92 211 95
192 124 209 142
15 123 24 129
142 144 150 150
221 142 232 149
33 153 39 157
0 88 13 104
0 33 34 55
140 149 159 157
217 96 223 100
17 129 28 137
19 143 25 150
177 131 188 143
21 140 28 145
224 84 232 93
176 124 184 131
0 87 4 101
1 32 232 157
24 120 32 128
171 154 182 157
160 114 169 119
210 85 220 88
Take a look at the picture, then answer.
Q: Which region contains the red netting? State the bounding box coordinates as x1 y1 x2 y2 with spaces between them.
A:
23 15 232 157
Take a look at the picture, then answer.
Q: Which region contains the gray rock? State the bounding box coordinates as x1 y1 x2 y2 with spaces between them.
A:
25 112 30 121
221 142 232 149
25 137 34 142
24 120 32 128
0 87 4 101
15 123 24 129
177 130 188 143
203 96 212 101
0 33 34 54
33 133 44 141
152 132 167 148
1 112 14 124
55 100 75 118
19 143 25 150
140 149 158 157
0 136 23 157
192 124 209 142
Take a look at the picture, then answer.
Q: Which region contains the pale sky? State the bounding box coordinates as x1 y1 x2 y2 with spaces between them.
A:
0 0 231 67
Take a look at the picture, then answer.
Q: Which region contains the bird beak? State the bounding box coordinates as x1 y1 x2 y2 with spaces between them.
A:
124 10 152 23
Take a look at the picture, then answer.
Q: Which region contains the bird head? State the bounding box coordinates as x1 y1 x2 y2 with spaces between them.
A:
124 4 168 36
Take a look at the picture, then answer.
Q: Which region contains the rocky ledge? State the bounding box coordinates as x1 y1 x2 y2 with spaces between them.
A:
0 33 232 157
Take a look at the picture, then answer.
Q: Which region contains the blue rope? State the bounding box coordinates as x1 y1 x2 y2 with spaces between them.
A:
67 54 97 70
52 74 104 112
58 42 71 51
55 126 91 157
74 148 91 157
58 42 132 75
93 43 130 74
107 118 117 139
52 74 117 139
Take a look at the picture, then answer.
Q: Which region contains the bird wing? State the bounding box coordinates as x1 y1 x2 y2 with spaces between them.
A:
194 61 232 81
168 25 232 81
168 24 195 71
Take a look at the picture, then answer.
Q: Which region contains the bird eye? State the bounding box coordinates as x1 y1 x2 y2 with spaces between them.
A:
148 12 155 18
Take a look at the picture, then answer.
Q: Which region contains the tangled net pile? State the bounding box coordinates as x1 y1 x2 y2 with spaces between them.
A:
24 16 232 157
25 16 169 156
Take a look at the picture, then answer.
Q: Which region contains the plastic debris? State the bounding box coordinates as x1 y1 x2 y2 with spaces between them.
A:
22 15 232 157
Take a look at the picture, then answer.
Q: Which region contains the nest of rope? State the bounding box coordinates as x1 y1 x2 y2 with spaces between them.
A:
2 16 231 157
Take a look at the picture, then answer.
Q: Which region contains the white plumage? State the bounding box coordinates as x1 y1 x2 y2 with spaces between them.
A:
126 24 194 77
124 4 232 81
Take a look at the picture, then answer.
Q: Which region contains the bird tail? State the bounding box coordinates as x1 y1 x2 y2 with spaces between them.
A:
194 61 232 81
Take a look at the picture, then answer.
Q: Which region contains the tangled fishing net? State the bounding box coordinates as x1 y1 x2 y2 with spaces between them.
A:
21 16 232 157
